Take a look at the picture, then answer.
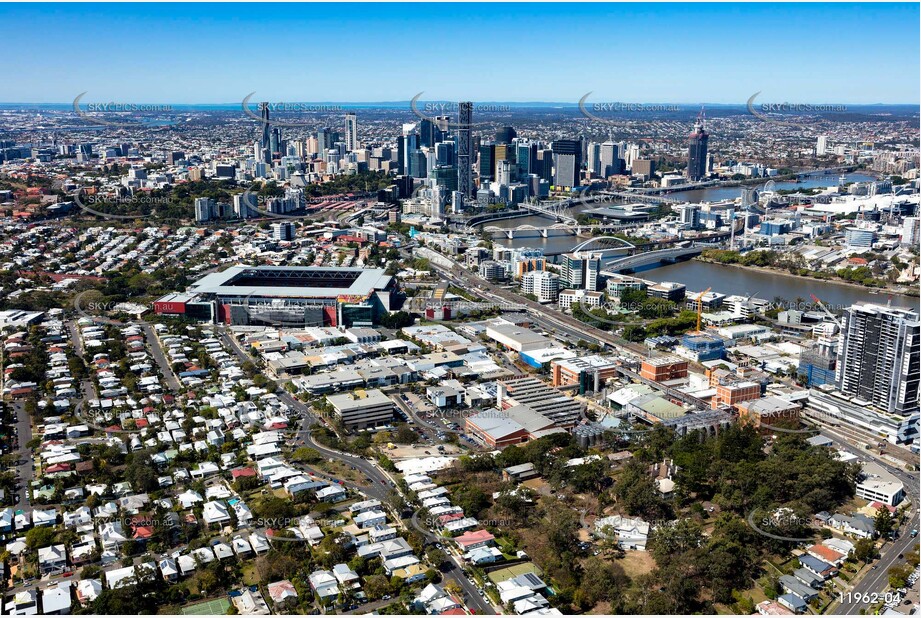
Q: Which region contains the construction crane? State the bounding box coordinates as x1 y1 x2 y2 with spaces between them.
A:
810 294 843 329
695 287 712 333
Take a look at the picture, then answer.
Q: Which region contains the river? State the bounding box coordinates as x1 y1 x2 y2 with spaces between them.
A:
479 171 911 308
483 172 878 255
634 260 915 311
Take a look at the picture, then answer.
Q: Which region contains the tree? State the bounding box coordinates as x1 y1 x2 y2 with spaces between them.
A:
291 447 322 464
364 574 391 600
573 558 628 609
853 538 878 563
25 526 56 550
874 507 894 538
395 424 419 444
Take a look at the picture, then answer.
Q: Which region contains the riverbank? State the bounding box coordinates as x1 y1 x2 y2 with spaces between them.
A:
693 257 919 299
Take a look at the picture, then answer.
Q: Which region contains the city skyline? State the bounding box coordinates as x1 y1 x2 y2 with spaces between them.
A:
0 3 918 104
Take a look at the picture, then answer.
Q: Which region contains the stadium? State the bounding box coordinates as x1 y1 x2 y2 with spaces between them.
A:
154 265 398 327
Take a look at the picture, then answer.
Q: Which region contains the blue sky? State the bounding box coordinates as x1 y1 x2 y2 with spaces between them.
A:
1 3 918 104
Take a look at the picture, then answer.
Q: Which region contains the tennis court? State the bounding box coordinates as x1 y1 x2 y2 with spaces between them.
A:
487 562 542 584
181 598 230 615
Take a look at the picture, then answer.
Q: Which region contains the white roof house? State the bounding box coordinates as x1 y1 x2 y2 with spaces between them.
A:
105 566 137 589
308 570 340 599
202 501 231 525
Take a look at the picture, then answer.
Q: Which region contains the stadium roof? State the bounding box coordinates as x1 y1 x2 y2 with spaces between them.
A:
188 265 393 299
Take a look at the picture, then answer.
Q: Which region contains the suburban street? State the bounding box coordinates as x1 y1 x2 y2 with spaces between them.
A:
139 321 182 392
820 427 920 615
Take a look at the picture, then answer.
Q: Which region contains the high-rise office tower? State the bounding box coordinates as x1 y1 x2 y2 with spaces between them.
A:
551 139 582 188
586 142 601 175
537 148 554 183
687 114 709 181
259 102 271 163
316 128 330 158
478 143 496 181
434 116 450 144
495 126 517 144
836 303 920 416
399 123 418 176
816 135 828 156
456 101 473 200
419 118 435 148
345 113 358 152
496 160 512 186
435 141 455 167
599 141 624 176
515 141 538 179
408 149 427 179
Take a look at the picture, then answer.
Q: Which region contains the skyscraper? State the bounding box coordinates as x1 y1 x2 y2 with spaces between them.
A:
456 101 473 201
434 141 455 167
478 143 495 181
599 141 624 176
515 141 538 179
551 139 582 188
586 142 601 175
687 114 709 181
496 160 512 186
434 116 450 144
419 118 434 148
400 124 418 177
835 303 920 416
259 102 271 163
816 135 828 156
316 128 330 159
345 113 358 152
495 126 517 144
